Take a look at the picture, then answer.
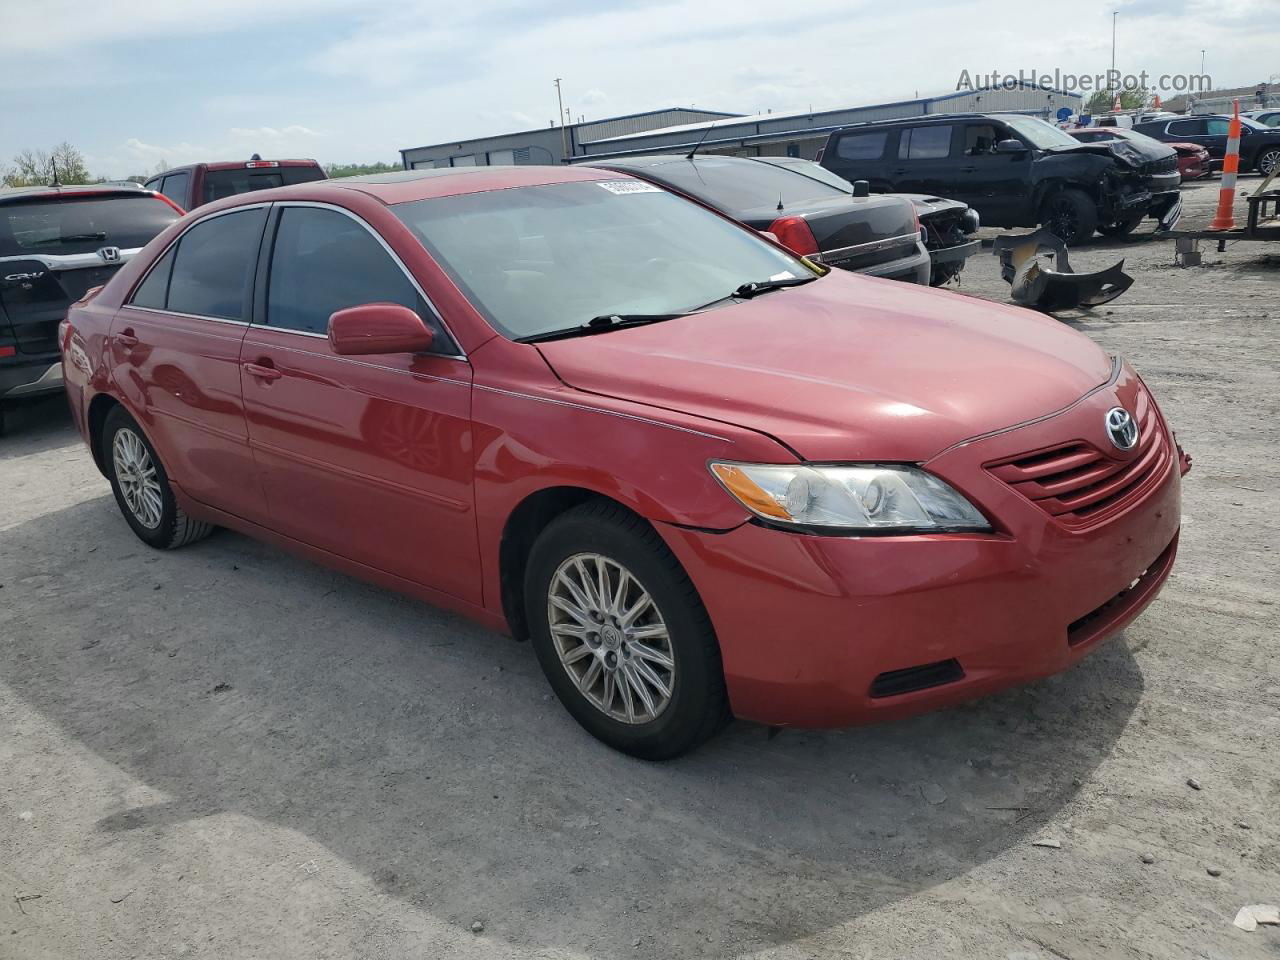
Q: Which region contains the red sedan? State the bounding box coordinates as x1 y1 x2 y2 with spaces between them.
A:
60 167 1186 758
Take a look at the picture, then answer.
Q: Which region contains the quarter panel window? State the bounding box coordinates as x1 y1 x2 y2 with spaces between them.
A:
898 125 954 160
265 206 449 348
166 208 266 321
835 131 888 161
130 246 176 309
1167 119 1206 137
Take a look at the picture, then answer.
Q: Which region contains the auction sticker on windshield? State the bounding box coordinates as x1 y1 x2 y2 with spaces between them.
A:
597 180 663 194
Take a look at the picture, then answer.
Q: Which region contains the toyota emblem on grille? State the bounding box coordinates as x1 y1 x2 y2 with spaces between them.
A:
98 246 121 263
1105 407 1139 451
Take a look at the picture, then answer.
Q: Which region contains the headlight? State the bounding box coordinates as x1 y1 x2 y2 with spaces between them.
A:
709 462 990 533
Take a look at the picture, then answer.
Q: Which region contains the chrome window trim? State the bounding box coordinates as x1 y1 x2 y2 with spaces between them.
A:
810 232 921 263
268 200 467 361
124 304 251 328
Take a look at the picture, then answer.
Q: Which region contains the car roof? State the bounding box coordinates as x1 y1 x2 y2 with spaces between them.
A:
148 159 322 178
589 154 766 170
0 183 154 205
829 112 1031 132
196 164 631 210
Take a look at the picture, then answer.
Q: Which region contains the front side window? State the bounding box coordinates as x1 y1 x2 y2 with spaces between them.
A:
166 208 267 320
835 131 888 161
898 125 953 160
160 173 189 206
265 206 450 350
963 124 1002 155
392 179 814 342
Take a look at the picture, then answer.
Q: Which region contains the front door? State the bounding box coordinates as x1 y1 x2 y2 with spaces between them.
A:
109 206 271 525
239 203 481 603
952 121 1032 226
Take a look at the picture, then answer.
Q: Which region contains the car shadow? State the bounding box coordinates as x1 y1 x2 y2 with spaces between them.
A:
0 394 76 458
1 498 1145 957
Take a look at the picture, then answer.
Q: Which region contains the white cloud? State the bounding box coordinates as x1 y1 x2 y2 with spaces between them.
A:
229 126 321 140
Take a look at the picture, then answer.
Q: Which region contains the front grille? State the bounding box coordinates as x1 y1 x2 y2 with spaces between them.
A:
986 387 1171 527
869 658 964 698
1146 155 1178 175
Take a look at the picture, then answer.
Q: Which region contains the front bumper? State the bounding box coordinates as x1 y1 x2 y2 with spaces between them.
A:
659 370 1182 728
0 356 63 399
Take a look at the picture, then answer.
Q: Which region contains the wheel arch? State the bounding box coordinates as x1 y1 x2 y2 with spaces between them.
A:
86 392 123 477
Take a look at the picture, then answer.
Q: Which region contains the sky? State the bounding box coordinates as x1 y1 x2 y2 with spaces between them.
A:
2 0 1275 179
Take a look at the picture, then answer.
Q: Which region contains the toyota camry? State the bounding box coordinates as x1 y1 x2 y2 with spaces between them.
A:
60 166 1187 758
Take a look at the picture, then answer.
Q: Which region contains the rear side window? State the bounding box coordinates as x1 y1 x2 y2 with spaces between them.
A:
835 131 888 161
0 195 181 258
203 166 325 204
1167 119 1206 137
130 246 176 309
1206 118 1230 136
265 206 450 348
166 208 267 320
898 125 954 160
159 173 189 207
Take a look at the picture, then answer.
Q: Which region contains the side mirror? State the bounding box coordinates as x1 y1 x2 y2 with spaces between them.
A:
996 139 1028 155
328 303 434 355
851 179 870 197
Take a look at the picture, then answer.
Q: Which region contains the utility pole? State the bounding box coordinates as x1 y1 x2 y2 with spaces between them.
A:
1111 10 1117 79
1200 50 1205 76
554 78 568 162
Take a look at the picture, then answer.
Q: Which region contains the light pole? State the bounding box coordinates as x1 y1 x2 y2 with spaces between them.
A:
1111 11 1117 78
554 78 568 162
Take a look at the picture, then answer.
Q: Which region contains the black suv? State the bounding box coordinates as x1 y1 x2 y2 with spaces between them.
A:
0 185 181 433
1133 116 1280 176
819 113 1180 245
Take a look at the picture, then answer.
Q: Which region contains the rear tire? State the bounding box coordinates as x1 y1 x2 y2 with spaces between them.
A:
1040 189 1099 245
525 500 729 760
103 406 214 550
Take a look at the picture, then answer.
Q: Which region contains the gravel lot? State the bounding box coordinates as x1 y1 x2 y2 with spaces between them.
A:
2 177 1277 960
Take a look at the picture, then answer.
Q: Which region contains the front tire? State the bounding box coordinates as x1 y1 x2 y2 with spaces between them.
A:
1040 188 1099 246
1255 147 1280 177
103 406 214 549
525 501 729 760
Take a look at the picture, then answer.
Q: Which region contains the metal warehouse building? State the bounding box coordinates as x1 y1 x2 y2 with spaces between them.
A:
399 83 1080 169
399 108 738 170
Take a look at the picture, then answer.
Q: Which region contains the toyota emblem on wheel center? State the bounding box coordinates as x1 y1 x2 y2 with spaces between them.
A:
1105 407 1139 451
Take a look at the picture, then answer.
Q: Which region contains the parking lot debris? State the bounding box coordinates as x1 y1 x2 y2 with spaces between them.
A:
992 228 1133 311
1235 820 1251 830
109 891 132 904
1186 777 1202 790
211 682 232 695
921 783 947 805
470 920 484 934
1206 865 1223 877
1174 238 1202 268
1233 904 1280 932
1141 853 1155 864
1032 838 1062 849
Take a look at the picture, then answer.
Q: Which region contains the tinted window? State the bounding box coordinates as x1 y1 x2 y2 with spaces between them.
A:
394 180 812 342
167 208 266 320
202 166 325 204
266 206 448 347
160 173 189 206
898 125 953 160
962 124 1002 155
130 246 175 309
1167 119 1206 136
835 131 888 161
0 195 181 258
637 157 845 213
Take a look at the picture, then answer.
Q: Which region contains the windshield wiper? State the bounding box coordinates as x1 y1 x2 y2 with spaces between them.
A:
733 275 819 299
31 232 108 245
516 312 689 344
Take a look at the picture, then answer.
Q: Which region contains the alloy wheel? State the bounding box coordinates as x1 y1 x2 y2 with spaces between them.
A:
1259 149 1280 177
1046 198 1081 243
546 552 675 724
112 428 163 529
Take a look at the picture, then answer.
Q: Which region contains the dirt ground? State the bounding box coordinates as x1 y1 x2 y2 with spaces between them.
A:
2 178 1277 960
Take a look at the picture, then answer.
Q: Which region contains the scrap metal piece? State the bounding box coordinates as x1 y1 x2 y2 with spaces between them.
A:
992 228 1133 311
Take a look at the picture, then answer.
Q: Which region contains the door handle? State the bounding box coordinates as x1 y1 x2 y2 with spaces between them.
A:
243 361 282 382
116 328 138 347
959 166 976 174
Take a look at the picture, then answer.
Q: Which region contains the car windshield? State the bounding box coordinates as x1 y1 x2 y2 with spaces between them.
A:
0 194 180 258
640 157 848 212
1239 117 1269 132
1001 115 1083 150
392 180 815 341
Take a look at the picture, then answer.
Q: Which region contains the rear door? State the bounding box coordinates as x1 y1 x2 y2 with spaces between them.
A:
238 202 480 601
821 129 892 190
1163 118 1221 157
0 192 180 356
887 123 957 196
110 205 271 524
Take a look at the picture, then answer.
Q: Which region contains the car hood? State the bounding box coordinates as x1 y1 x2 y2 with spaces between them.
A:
535 272 1114 462
1055 139 1175 168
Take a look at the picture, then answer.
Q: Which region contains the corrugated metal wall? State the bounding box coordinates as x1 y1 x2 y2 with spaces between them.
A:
576 110 732 142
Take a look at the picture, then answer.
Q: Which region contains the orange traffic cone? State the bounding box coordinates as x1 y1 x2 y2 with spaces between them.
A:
1152 94 1162 110
1112 93 1122 112
1210 99 1242 231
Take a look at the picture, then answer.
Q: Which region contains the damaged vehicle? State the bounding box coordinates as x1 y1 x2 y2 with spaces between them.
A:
585 154 931 284
818 113 1180 245
1062 127 1184 233
753 156 981 285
